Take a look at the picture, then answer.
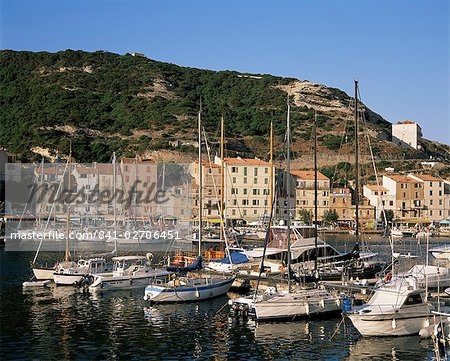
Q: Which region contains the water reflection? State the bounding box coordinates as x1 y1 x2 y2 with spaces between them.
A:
2 244 448 360
346 335 434 361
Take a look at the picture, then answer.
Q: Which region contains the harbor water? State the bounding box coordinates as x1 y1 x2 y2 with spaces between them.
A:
1 234 449 360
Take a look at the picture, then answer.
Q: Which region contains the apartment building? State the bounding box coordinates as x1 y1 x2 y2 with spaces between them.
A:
382 175 425 221
291 170 330 221
330 187 353 224
363 184 395 222
407 174 445 222
190 160 221 219
392 121 422 149
215 156 274 222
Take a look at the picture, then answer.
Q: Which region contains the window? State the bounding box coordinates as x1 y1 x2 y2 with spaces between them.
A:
430 200 434 205
253 189 260 195
254 168 258 176
430 190 433 196
232 210 236 216
389 201 394 206
244 177 247 184
254 177 258 184
243 210 247 216
439 190 442 196
243 167 247 176
254 210 258 215
243 188 248 195
263 189 269 195
265 167 269 174
252 200 259 206
430 182 433 187
231 167 238 173
415 192 419 198
439 200 443 205
232 199 237 206
231 188 238 195
232 177 236 184
430 211 433 216
265 178 269 185
242 199 248 205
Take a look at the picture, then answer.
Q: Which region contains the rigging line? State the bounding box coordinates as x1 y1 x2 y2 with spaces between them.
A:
202 126 232 261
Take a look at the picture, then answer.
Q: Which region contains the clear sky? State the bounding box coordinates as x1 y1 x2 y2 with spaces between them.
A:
1 0 449 144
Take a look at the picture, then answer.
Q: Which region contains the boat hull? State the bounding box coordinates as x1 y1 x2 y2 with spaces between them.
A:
144 277 234 303
32 267 55 280
89 270 169 292
53 273 86 286
348 312 429 336
251 291 341 321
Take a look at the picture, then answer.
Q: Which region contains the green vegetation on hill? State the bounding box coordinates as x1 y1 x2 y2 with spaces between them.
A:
0 50 296 161
1 49 447 170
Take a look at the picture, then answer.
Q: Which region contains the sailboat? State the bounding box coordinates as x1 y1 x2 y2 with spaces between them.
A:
143 104 235 303
31 159 69 280
346 80 432 336
230 99 341 321
53 150 110 286
88 153 169 292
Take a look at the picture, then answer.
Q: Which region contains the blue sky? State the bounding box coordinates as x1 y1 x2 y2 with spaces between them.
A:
1 0 449 144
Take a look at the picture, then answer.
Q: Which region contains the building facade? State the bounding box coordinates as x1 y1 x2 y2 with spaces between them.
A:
392 121 422 150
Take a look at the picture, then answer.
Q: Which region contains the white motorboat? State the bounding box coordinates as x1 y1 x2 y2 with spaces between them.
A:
89 255 169 292
429 244 450 260
143 274 234 303
347 279 431 336
53 258 110 286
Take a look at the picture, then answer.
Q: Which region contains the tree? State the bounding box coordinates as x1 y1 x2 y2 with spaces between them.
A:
323 209 339 224
298 209 312 225
384 210 394 224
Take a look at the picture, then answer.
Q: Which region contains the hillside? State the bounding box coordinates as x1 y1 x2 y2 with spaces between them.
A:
1 49 448 178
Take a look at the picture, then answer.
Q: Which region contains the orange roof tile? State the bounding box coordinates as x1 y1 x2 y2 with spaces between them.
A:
385 175 416 183
409 174 441 182
224 157 270 166
365 184 388 191
291 170 329 181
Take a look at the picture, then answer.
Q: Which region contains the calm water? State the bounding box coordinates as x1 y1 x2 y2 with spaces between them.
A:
1 235 448 360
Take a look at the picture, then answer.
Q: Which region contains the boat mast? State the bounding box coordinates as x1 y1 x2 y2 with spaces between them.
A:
354 79 360 243
286 98 292 292
314 111 318 275
113 152 118 254
220 115 225 242
65 143 72 262
198 100 203 257
269 121 274 226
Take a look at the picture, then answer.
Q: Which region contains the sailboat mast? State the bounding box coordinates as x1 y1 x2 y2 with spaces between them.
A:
286 99 292 292
65 144 72 262
314 111 318 274
354 80 360 242
269 121 274 225
220 116 225 241
198 101 203 257
113 152 117 254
